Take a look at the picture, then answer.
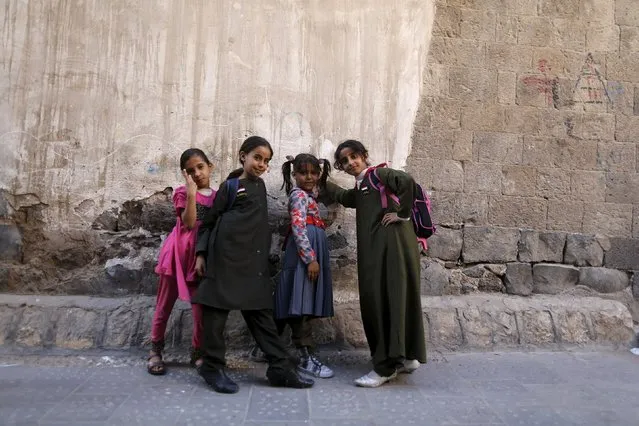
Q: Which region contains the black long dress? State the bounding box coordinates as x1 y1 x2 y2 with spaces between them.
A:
193 177 272 310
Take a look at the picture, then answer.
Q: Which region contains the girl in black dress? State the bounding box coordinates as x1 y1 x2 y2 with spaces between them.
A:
194 136 314 394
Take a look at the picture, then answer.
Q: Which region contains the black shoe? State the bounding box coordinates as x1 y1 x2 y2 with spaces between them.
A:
199 368 239 394
267 369 314 389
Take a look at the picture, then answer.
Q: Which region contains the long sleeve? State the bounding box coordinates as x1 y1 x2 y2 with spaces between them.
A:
376 167 415 219
323 181 357 208
196 180 229 256
289 190 316 265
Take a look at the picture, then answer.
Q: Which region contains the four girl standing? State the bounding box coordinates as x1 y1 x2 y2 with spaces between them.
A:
148 137 427 391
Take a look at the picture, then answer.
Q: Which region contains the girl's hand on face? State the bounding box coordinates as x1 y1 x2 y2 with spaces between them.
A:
381 212 403 226
195 255 206 277
307 261 320 281
182 170 198 195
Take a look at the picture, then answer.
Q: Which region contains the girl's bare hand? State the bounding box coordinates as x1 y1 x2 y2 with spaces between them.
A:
307 261 320 281
381 212 402 226
182 169 198 195
195 256 206 277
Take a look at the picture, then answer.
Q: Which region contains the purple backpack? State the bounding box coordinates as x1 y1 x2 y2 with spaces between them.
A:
366 164 435 251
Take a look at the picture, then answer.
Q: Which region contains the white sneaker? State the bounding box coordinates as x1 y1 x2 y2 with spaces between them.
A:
397 359 420 374
353 370 397 388
298 354 335 379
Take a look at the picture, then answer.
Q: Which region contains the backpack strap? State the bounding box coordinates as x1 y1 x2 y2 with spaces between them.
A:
225 178 240 211
366 164 400 209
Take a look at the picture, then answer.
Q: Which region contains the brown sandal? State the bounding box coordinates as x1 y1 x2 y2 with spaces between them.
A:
147 341 166 376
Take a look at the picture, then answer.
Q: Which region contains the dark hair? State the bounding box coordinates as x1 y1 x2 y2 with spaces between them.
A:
180 148 212 170
280 153 331 194
333 139 369 170
227 136 274 179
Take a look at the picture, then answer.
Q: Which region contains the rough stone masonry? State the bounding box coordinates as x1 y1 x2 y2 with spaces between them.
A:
1 0 639 351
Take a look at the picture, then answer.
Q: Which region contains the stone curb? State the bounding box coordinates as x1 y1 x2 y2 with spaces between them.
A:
0 292 634 351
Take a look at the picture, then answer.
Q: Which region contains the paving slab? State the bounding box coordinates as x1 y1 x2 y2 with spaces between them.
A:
0 350 638 425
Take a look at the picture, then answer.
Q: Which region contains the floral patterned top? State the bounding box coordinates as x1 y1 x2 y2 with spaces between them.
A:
289 187 323 265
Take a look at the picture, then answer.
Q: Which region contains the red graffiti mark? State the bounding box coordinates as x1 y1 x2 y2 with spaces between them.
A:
537 59 551 73
522 75 559 108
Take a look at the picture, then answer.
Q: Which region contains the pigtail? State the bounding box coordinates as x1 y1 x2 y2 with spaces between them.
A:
280 155 295 194
318 159 331 191
226 168 243 179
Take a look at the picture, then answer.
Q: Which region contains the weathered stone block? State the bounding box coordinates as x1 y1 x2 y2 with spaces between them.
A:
486 43 533 72
0 224 22 261
532 264 579 294
517 16 552 46
55 308 102 350
582 203 632 238
570 171 606 202
615 0 639 26
488 197 547 229
504 263 533 296
426 308 463 350
458 307 492 347
103 308 137 348
606 173 639 203
549 19 586 50
433 5 462 38
463 226 519 263
429 37 485 68
461 104 504 131
422 64 449 98
547 201 584 233
501 166 536 196
464 163 501 195
432 160 464 192
474 132 522 164
333 303 367 348
518 310 555 344
571 112 615 141
522 136 598 170
412 129 454 160
605 238 639 270
487 311 519 345
537 168 571 199
15 308 51 347
0 307 18 345
449 67 497 102
597 143 636 172
590 310 635 343
620 26 639 52
430 192 489 226
564 234 604 266
554 311 592 344
579 267 630 294
452 131 473 161
518 230 565 263
462 265 505 292
416 97 462 130
496 15 518 44
497 71 516 104
586 25 621 52
426 227 462 261
539 0 580 18
460 9 496 41
607 54 639 83
421 258 451 296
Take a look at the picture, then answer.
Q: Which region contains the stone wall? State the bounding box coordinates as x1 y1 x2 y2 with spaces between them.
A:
407 0 639 318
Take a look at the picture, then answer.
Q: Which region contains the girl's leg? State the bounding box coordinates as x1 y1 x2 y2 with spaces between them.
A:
188 286 203 368
148 275 179 374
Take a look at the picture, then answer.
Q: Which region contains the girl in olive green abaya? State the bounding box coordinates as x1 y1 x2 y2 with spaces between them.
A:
325 139 426 388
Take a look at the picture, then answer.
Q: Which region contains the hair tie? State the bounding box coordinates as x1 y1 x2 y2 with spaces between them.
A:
285 155 294 161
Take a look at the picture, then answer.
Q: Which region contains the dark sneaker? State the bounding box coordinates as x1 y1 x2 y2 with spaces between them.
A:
297 347 334 379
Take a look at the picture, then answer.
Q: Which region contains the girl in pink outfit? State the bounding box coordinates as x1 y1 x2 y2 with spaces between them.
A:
148 148 216 375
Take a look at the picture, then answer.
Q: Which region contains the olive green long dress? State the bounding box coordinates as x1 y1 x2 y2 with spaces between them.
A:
326 167 426 376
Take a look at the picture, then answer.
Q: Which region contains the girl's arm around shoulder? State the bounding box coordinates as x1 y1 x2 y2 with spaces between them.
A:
195 181 228 256
377 167 415 219
321 180 356 208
